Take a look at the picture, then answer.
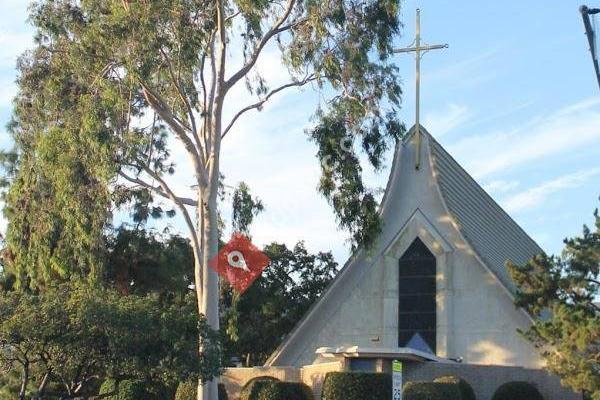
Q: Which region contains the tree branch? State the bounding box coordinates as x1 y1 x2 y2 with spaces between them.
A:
139 164 202 287
222 74 316 139
159 48 206 164
139 81 209 187
118 170 197 206
224 0 297 91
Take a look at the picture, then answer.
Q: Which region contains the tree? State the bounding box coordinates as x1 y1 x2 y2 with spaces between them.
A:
221 241 338 366
6 1 404 398
508 207 600 399
0 281 221 399
105 227 195 297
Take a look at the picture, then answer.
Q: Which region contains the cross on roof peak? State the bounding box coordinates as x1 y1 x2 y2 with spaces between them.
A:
393 9 448 170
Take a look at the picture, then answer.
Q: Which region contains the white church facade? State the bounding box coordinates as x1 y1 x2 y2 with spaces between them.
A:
223 126 580 400
266 126 544 369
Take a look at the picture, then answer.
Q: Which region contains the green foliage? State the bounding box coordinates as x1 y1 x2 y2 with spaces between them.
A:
105 227 194 296
491 381 544 400
0 281 221 399
4 0 406 267
239 376 281 400
175 380 197 400
221 242 338 365
1 15 118 289
403 381 462 400
240 380 311 400
508 206 599 399
321 372 391 400
434 375 476 400
99 379 147 400
231 181 264 235
174 380 229 400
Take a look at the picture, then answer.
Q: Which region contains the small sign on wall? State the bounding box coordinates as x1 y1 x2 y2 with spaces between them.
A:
392 360 403 400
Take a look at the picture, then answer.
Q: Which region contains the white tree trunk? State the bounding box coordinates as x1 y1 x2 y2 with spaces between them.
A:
198 191 220 400
198 91 223 400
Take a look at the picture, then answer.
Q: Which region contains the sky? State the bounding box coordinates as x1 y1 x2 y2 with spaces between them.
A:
0 0 599 265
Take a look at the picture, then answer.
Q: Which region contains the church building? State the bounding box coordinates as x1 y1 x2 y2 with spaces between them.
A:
223 126 580 400
267 125 545 369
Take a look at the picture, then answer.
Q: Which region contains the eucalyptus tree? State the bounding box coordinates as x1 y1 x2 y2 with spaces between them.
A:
5 0 404 398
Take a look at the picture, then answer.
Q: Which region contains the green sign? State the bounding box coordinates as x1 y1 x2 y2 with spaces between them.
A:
392 360 402 400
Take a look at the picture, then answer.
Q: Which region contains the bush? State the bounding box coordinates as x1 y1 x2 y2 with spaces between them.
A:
240 376 280 400
175 380 228 400
175 380 195 400
403 381 462 400
434 375 476 400
492 381 544 400
240 380 312 400
98 379 146 400
321 372 391 400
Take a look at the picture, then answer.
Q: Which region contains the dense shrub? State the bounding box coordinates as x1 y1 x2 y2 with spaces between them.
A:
98 379 146 399
240 376 280 400
492 381 544 400
434 375 476 400
321 372 391 400
240 380 312 400
175 380 228 400
403 381 462 400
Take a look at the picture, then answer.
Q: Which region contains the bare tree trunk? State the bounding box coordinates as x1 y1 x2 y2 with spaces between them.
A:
199 2 225 398
198 109 223 400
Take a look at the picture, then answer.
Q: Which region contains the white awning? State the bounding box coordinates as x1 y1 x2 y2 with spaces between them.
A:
315 346 455 364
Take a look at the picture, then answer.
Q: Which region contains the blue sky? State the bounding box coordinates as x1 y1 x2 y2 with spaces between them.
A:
0 0 598 263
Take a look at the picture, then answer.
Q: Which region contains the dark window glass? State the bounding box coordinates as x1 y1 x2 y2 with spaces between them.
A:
398 276 436 294
349 358 377 372
398 312 436 330
398 238 436 353
398 295 436 312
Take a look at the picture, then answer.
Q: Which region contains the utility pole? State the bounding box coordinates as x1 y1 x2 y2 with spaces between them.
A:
580 5 600 89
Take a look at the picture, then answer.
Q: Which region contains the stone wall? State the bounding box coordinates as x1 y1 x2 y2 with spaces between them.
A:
301 361 345 399
222 361 345 400
221 366 300 399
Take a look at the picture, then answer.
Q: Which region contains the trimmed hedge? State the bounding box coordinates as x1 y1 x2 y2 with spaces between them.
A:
175 380 228 400
492 381 544 400
98 379 146 400
403 381 462 400
434 375 476 400
321 372 391 400
239 376 280 400
240 380 312 400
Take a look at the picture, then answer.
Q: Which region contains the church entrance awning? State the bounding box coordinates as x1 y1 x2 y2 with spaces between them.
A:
315 346 455 364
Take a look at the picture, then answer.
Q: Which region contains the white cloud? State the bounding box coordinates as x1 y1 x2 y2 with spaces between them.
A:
501 168 600 213
447 97 600 179
423 103 470 136
424 48 499 84
482 179 519 194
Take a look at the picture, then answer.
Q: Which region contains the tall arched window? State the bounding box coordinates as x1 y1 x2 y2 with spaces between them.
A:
398 238 436 353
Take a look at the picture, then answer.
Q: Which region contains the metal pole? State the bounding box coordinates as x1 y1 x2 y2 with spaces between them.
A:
415 9 422 170
580 5 600 90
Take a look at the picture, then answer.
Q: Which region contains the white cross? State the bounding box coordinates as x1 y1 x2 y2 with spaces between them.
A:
394 9 448 169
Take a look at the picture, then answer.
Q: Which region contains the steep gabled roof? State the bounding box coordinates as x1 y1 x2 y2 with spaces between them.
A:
266 125 544 366
428 133 544 293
